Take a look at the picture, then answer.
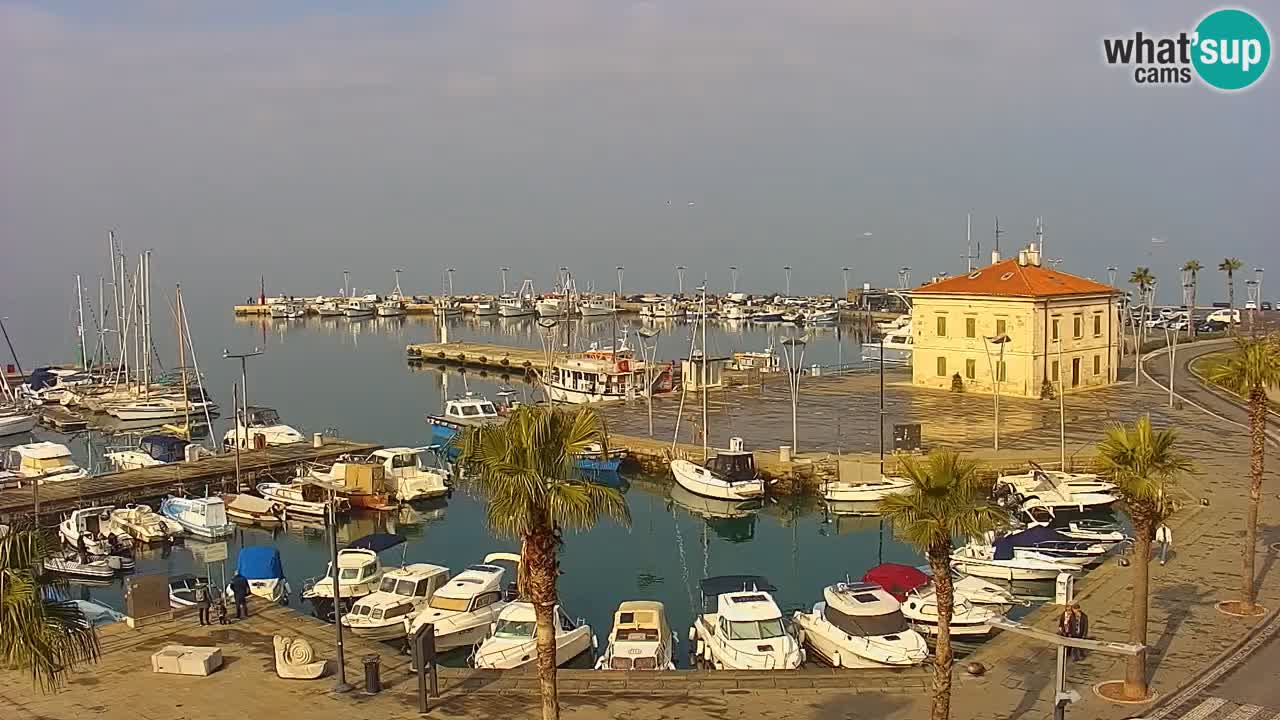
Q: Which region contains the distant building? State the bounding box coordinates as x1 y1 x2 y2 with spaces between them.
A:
909 244 1120 398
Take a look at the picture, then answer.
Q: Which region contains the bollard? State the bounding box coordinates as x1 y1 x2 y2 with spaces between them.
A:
362 654 381 695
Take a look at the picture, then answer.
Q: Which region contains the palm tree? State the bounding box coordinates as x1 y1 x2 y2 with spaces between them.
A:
458 405 629 720
1208 336 1280 614
1219 258 1243 333
1096 416 1192 700
1182 260 1203 339
1130 267 1156 351
0 524 100 691
878 451 1008 720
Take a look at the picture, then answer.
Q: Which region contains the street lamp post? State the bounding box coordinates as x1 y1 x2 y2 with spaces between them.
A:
982 334 1010 452
676 266 687 296
783 265 792 296
500 267 510 295
616 266 625 296
638 328 661 437
842 267 851 298
446 268 456 297
1163 323 1180 408
780 334 808 455
327 485 352 693
223 347 263 449
729 266 739 294
537 318 559 406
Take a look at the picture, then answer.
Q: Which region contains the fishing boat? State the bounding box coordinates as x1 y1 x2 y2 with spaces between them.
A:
341 563 451 641
344 298 376 318
222 406 305 450
105 434 190 472
231 546 292 604
578 297 617 317
257 481 346 518
314 299 345 317
646 298 685 318
365 447 451 502
473 299 499 316
671 438 766 501
595 601 677 670
427 393 503 446
269 301 306 319
159 496 234 539
303 533 405 620
544 353 660 404
792 581 928 668
689 575 804 670
109 504 183 543
472 602 595 669
404 553 521 651
305 458 395 510
497 282 537 317
376 298 407 317
2 442 89 483
59 506 135 555
536 296 572 318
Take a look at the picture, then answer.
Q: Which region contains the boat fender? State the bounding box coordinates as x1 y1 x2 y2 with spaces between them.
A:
591 634 598 650
831 651 841 668
688 626 697 642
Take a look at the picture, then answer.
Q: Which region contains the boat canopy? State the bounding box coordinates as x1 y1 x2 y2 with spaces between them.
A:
862 563 930 601
236 546 285 580
141 435 187 463
347 532 407 553
820 598 910 637
992 526 1079 560
705 452 757 484
23 367 58 391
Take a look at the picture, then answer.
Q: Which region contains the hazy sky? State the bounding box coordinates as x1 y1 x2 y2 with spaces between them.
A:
2 1 1277 311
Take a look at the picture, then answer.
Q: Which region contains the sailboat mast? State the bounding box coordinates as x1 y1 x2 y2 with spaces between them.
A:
97 275 107 366
75 274 87 370
700 284 708 462
143 251 153 394
177 284 190 431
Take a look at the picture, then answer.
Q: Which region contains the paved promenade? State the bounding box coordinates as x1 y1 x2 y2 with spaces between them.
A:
2 343 1276 720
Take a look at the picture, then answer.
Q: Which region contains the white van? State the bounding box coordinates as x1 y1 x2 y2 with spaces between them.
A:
1206 308 1241 324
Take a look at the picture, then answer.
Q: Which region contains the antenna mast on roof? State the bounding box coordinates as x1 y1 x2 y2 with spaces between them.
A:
1035 216 1045 254
964 213 977 272
991 216 1004 264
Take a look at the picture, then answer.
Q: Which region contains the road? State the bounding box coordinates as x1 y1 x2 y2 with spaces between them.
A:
1140 338 1280 445
1149 610 1280 719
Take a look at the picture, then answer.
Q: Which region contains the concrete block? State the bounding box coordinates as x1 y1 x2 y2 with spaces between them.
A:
151 648 184 674
151 645 222 676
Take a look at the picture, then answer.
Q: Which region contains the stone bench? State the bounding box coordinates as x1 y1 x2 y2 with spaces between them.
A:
150 645 223 676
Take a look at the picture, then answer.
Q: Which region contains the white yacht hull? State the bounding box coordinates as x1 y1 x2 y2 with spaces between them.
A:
822 480 912 503
349 621 410 641
106 402 186 421
473 627 593 669
792 610 926 668
949 554 1074 582
258 486 329 517
376 305 406 317
0 413 38 436
473 305 499 316
670 459 765 501
860 344 912 365
546 383 634 405
498 305 535 317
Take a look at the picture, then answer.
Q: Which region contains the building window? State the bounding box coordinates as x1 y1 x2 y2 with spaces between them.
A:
936 316 947 337
1051 318 1060 341
996 360 1007 382
965 358 976 379
1073 315 1083 339
1051 360 1059 382
1093 314 1102 337
936 356 947 376
1093 354 1101 375
996 319 1007 336
965 317 976 338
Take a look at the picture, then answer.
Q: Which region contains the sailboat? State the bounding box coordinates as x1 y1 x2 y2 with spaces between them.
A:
669 286 766 501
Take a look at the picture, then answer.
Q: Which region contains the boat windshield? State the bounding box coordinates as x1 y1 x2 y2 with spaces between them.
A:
248 408 281 426
351 605 373 617
339 567 361 581
378 576 399 593
726 618 785 640
428 595 470 612
494 619 535 638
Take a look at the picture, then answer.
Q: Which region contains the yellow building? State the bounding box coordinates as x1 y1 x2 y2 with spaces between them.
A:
909 245 1120 398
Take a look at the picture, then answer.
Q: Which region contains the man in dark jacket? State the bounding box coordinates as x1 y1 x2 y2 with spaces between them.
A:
195 579 211 626
230 573 251 619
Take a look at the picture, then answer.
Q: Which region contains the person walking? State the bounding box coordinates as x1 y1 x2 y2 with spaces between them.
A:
1156 524 1173 565
230 573 251 619
195 579 211 626
1068 604 1089 661
1057 605 1076 660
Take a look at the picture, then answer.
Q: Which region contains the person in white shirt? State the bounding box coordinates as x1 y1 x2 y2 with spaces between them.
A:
1155 525 1173 565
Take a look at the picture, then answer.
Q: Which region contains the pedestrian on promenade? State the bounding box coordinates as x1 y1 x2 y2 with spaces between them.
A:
1156 524 1173 565
1068 604 1089 660
195 579 211 626
1057 606 1075 658
216 596 229 625
76 534 87 564
230 573 251 619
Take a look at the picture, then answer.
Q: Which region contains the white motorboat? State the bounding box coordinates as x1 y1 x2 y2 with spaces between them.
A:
690 575 804 670
875 314 911 332
405 553 520 651
994 469 1117 513
344 298 376 318
803 308 839 325
44 551 118 580
2 442 89 483
950 544 1081 582
315 299 345 317
860 324 913 365
916 566 1023 607
58 506 135 555
222 493 287 524
105 434 190 472
269 301 306 319
578 298 617 317
19 367 97 406
159 496 234 539
670 438 766 502
230 546 291 605
303 534 405 619
366 447 451 502
168 574 210 608
821 475 913 503
669 481 764 520
473 602 595 670
427 393 504 445
536 297 571 318
595 601 677 670
647 298 685 318
721 305 753 321
990 527 1114 564
376 299 407 317
473 300 499 316
110 504 183 543
223 405 305 450
342 563 450 641
257 481 346 518
901 589 1002 638
0 407 38 436
105 399 190 422
1056 518 1130 544
792 582 928 668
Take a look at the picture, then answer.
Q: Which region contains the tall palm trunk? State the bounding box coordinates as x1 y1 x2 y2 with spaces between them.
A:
1125 518 1154 699
927 547 955 720
1227 272 1235 335
1242 386 1266 611
1189 276 1197 340
525 527 561 720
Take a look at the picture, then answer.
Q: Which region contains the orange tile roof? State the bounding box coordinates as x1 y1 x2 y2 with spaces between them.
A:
911 258 1116 298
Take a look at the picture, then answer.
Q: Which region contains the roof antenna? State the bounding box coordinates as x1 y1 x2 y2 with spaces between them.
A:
965 213 974 272
992 216 1004 264
1035 216 1045 255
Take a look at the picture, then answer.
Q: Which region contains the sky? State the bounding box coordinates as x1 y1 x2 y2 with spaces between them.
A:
2 1 1277 317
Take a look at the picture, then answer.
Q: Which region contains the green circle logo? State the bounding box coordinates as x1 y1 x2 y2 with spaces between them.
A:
1192 9 1271 91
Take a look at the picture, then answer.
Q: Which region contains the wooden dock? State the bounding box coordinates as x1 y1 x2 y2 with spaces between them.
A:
38 405 89 432
406 340 547 372
0 438 380 520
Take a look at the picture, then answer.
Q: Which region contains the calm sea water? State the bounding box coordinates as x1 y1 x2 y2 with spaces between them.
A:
8 307 1033 665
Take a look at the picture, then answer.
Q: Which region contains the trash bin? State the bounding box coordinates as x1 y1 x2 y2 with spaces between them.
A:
363 654 381 694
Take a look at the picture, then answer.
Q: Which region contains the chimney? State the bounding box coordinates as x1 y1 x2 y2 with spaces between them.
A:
991 248 1001 264
1017 249 1029 266
1026 242 1042 267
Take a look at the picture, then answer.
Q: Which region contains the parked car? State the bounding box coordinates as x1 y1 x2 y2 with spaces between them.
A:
1205 308 1241 324
1197 319 1229 333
